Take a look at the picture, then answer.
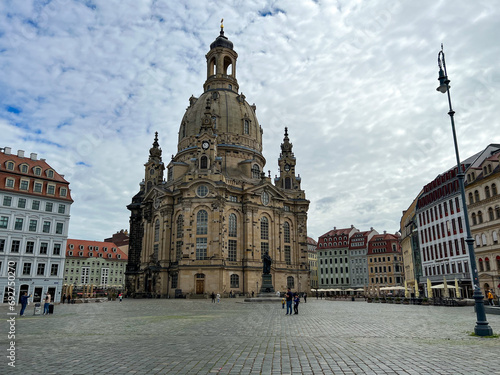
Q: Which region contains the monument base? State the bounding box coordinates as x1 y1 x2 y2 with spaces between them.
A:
260 274 275 293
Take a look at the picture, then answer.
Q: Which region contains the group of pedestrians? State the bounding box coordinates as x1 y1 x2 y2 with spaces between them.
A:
19 292 52 316
283 288 306 315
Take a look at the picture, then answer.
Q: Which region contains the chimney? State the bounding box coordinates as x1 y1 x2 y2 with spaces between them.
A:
370 227 373 231
334 226 336 230
30 153 37 160
17 150 25 158
383 230 387 234
351 224 354 228
4 147 12 155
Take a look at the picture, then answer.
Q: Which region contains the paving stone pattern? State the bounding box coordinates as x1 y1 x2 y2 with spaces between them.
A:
1 299 500 374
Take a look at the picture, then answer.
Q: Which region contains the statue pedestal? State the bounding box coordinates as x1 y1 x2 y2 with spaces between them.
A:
259 274 275 294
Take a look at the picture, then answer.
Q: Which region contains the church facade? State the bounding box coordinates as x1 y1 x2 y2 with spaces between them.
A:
126 27 310 298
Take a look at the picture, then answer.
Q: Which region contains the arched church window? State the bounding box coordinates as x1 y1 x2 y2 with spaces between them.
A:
474 190 480 202
287 276 294 289
244 119 249 135
472 213 477 225
478 211 483 224
469 192 474 205
492 183 498 196
230 274 239 288
228 214 237 237
284 222 290 243
210 58 216 75
285 177 291 189
197 210 208 235
496 206 500 219
176 215 184 238
224 56 233 76
261 217 269 240
485 186 491 198
482 233 487 246
251 164 260 179
489 207 494 221
154 219 160 242
200 156 208 169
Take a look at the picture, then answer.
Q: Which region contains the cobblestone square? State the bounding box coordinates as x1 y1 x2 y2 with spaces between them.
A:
2 298 500 374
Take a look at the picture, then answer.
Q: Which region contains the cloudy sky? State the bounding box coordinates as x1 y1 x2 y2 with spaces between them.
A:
1 0 499 241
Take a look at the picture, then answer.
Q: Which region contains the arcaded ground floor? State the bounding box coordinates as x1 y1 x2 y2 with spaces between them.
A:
1 297 500 374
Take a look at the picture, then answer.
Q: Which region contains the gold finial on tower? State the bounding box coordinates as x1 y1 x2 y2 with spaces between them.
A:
221 18 224 29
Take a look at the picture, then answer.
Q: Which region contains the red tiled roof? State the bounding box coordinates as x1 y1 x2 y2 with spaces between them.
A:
306 237 317 245
0 150 73 201
66 239 128 260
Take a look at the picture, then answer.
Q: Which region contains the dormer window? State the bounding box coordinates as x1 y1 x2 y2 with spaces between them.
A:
251 164 260 179
60 187 67 197
6 161 14 170
34 167 42 176
47 170 54 178
20 164 28 173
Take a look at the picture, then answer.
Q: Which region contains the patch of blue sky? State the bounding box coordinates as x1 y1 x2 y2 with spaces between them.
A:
76 161 91 167
6 106 21 114
258 8 286 17
23 136 63 148
78 0 97 11
57 120 72 129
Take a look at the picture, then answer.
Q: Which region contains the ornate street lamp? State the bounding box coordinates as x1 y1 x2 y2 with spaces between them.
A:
436 44 493 336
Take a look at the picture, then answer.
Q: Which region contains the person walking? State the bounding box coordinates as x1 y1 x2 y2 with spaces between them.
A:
487 290 494 306
293 293 300 314
119 293 123 302
43 292 51 315
303 293 307 303
211 292 216 303
217 293 220 304
67 294 71 304
282 297 285 309
62 294 66 304
285 288 293 315
20 292 30 316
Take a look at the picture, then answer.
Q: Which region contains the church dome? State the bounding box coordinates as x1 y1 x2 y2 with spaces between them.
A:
176 28 264 161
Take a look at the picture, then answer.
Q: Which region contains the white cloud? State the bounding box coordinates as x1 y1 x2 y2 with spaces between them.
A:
1 0 499 241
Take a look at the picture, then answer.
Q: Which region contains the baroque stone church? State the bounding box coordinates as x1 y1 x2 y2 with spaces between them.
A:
126 26 310 297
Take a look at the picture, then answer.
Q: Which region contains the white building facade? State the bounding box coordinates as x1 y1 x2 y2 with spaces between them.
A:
0 147 72 304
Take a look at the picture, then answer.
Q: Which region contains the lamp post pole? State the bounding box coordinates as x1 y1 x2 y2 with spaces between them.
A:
436 45 493 336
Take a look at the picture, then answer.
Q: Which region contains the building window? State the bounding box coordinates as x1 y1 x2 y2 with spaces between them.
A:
230 274 239 288
285 245 291 265
244 119 249 134
228 214 237 237
32 200 40 210
287 276 294 289
0 216 8 229
101 268 109 285
196 210 208 235
176 241 183 261
3 196 12 206
81 267 90 284
14 218 23 230
228 239 237 261
17 198 26 208
45 202 53 212
196 238 207 260
20 180 29 190
200 156 208 169
37 263 46 276
493 184 498 196
56 222 64 234
43 221 51 233
478 211 483 224
53 244 61 256
47 170 54 178
23 263 32 275
11 240 20 253
176 215 183 238
171 273 178 289
28 219 37 232
5 178 14 188
251 164 260 179
34 182 42 193
488 207 494 221
26 241 34 254
58 204 66 214
284 222 290 243
197 185 208 197
154 219 160 242
474 190 480 202
261 217 269 240
50 264 59 276
40 242 48 254
285 177 291 189
6 161 14 170
47 184 55 195
60 187 67 197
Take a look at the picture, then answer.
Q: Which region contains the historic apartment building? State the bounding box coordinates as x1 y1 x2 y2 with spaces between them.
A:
307 237 318 290
415 144 500 298
465 148 500 296
317 226 359 289
367 232 403 288
0 147 72 304
62 239 128 297
126 26 310 298
349 228 378 289
400 194 421 295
